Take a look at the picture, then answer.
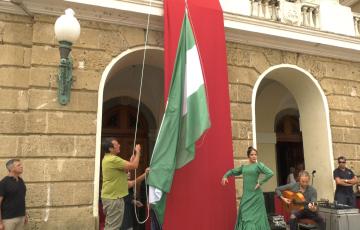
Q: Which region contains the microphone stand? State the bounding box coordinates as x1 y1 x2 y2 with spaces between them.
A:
311 170 316 186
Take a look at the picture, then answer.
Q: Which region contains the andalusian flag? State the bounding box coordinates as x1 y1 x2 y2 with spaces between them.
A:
147 10 210 225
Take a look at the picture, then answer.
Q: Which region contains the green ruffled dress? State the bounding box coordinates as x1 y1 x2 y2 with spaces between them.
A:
223 162 274 230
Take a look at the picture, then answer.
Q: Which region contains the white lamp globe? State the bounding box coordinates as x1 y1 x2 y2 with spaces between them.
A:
54 8 81 44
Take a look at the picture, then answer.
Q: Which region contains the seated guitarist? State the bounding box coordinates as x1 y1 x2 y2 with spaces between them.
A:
275 170 325 230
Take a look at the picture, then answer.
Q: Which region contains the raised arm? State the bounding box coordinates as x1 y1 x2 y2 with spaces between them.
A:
223 165 243 178
128 168 150 188
258 162 274 185
221 166 243 186
123 144 141 170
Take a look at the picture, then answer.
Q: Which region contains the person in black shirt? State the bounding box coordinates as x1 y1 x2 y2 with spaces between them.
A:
0 159 27 230
120 168 149 230
333 156 358 208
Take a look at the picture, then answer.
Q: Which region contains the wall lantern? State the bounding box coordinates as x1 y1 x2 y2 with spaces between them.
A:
54 8 81 105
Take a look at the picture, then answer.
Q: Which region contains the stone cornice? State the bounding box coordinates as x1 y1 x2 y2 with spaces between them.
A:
0 0 28 16
340 0 359 7
224 13 360 62
1 0 360 62
65 0 163 16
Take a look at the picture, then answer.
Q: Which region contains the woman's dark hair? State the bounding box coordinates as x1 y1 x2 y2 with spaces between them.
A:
247 146 258 157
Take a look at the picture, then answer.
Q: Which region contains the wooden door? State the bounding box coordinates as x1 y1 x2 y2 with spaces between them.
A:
276 115 304 185
100 105 150 229
102 105 149 176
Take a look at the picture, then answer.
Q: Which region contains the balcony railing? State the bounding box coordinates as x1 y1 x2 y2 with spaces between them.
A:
223 0 360 37
354 12 360 36
250 0 321 30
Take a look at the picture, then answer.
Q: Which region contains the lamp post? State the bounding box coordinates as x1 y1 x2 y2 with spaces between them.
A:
54 8 81 105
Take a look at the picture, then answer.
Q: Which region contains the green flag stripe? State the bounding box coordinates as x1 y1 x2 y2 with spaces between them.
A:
148 11 210 225
185 85 210 148
185 13 195 49
176 85 210 168
148 12 186 193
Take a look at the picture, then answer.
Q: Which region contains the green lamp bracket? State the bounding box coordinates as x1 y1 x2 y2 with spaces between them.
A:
57 41 73 105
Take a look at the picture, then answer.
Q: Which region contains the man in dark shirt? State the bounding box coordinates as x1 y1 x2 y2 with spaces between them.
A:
333 156 358 208
0 159 27 230
275 170 325 230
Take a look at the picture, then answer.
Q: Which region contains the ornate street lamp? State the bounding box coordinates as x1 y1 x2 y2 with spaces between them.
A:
54 8 81 105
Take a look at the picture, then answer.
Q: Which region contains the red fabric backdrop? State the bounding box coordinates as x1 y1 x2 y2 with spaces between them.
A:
163 0 237 229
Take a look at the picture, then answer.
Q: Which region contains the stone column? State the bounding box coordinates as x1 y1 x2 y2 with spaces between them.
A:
258 0 264 18
250 0 256 16
302 6 308 26
269 1 276 21
355 17 360 36
309 7 315 28
253 0 259 16
264 0 271 19
276 2 280 21
315 8 320 29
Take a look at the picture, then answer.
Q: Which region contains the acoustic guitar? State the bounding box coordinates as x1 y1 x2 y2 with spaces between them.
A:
281 190 317 212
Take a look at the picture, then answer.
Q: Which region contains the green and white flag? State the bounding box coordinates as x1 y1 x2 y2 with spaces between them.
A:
147 10 210 225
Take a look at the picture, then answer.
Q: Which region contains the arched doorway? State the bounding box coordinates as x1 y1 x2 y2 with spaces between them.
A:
252 64 335 200
93 46 164 229
102 104 149 181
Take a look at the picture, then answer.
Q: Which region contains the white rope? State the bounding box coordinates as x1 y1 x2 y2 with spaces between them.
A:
131 0 153 224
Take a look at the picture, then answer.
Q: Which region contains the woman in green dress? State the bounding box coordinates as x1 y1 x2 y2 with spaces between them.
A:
221 146 274 230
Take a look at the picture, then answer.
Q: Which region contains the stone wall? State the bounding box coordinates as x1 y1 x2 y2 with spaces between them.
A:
0 12 163 230
226 42 360 204
0 8 359 228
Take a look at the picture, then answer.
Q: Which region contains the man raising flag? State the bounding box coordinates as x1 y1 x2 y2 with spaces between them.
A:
147 8 210 226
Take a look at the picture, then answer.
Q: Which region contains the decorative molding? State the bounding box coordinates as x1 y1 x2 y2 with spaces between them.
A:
280 0 302 26
340 0 359 7
1 0 360 61
24 0 164 31
0 0 28 15
301 0 320 5
65 0 163 16
224 13 360 62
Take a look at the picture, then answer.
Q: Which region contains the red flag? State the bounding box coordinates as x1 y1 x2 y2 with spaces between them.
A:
162 0 237 229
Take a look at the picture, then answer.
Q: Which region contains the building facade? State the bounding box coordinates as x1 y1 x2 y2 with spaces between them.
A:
0 0 359 229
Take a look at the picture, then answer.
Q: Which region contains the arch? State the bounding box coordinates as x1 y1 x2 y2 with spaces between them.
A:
93 46 164 217
251 64 335 200
274 108 300 132
103 96 157 130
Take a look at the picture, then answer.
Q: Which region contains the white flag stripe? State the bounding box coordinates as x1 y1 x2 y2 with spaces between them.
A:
149 186 163 203
185 45 204 98
183 45 204 115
